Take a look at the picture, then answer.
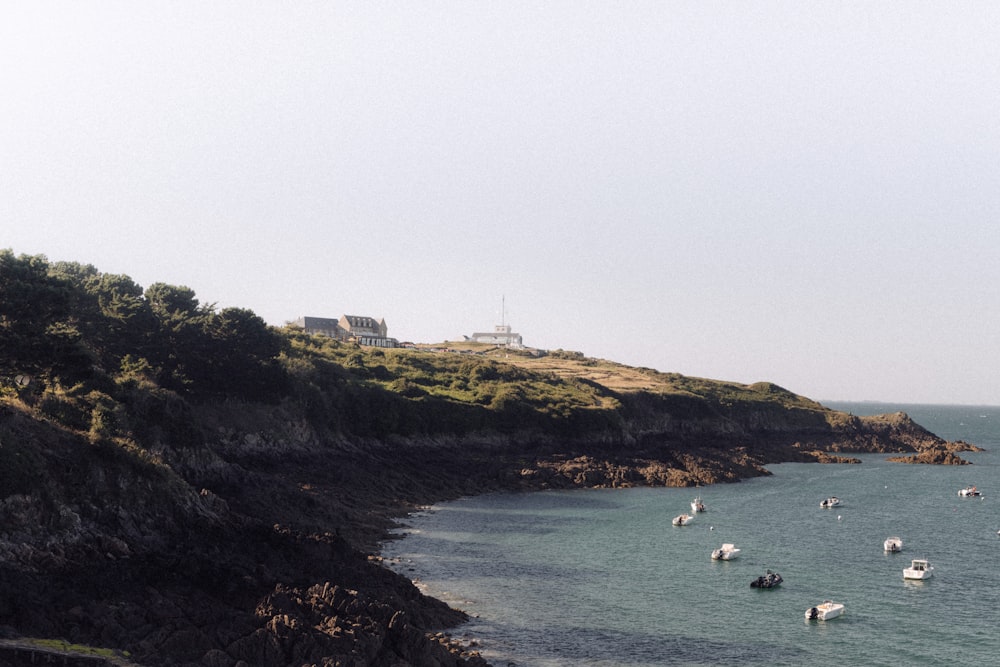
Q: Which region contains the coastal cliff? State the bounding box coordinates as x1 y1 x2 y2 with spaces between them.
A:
0 252 978 666
0 369 973 667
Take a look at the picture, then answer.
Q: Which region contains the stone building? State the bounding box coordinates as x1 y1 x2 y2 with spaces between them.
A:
292 315 398 348
339 315 388 339
339 314 397 348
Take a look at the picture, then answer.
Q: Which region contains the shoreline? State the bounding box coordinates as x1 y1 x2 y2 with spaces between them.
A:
373 443 999 667
1 398 977 666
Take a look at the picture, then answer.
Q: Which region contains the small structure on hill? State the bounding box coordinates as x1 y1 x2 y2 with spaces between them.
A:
468 323 523 348
467 296 524 348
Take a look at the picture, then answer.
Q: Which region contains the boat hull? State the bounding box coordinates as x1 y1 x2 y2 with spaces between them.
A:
903 560 933 579
903 569 933 580
750 572 782 588
805 602 844 620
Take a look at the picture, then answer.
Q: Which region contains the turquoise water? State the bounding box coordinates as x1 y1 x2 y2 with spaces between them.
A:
383 404 1000 666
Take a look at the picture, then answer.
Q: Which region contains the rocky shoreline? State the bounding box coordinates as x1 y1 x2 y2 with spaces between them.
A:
1 251 983 665
0 398 979 667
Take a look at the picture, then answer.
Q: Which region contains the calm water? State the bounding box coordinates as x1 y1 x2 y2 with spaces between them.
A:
383 403 1000 666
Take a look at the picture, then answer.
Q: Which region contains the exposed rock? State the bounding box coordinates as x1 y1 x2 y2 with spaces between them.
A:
886 450 971 464
806 451 862 464
0 394 980 667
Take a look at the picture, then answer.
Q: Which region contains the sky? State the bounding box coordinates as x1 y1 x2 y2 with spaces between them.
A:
3 1 1000 405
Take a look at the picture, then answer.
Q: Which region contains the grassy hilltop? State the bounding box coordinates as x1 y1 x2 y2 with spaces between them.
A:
0 249 974 667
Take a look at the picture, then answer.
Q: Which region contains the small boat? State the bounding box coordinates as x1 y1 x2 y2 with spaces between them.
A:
883 536 903 553
711 543 741 560
820 497 841 508
691 496 706 513
750 570 782 589
958 486 981 497
672 513 694 526
903 558 934 580
805 600 845 621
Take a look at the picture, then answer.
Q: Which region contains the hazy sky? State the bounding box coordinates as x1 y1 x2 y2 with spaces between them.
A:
4 2 999 405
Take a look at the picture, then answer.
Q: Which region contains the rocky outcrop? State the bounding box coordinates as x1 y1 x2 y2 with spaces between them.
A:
4 253 985 665
886 450 971 465
517 449 771 489
0 402 486 667
0 394 980 666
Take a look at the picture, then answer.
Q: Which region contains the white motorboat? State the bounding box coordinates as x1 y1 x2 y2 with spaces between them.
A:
820 496 841 508
903 559 934 580
711 543 741 560
672 513 694 526
958 485 981 497
883 536 903 553
805 600 845 621
691 496 706 513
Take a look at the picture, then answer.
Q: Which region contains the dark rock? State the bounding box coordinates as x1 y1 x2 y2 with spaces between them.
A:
886 450 971 464
0 391 976 667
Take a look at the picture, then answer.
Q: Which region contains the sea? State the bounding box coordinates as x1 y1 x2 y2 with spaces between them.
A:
381 403 1000 666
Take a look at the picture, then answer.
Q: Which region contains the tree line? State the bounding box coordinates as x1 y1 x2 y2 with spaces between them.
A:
0 249 284 400
1 249 629 443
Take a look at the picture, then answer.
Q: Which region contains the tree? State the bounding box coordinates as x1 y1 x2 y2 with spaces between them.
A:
0 250 79 378
50 263 157 367
197 307 286 399
144 282 201 318
143 283 211 391
97 274 149 324
210 307 282 363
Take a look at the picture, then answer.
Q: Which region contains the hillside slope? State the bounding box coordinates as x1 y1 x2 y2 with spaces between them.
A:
0 251 976 666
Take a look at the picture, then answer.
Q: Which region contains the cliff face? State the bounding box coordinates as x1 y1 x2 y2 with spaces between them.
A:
1 252 979 666
0 400 488 667
0 377 977 667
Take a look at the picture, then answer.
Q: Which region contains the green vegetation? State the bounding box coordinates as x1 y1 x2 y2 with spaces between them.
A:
279 331 623 436
1 250 284 401
1 248 838 449
0 250 951 667
19 637 128 659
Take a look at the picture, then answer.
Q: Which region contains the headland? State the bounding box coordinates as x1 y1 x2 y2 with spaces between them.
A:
0 252 978 666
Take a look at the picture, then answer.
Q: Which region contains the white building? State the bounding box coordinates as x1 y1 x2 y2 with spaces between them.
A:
469 323 523 348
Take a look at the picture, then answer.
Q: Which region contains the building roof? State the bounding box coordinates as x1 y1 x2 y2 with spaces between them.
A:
297 316 342 328
341 315 384 328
